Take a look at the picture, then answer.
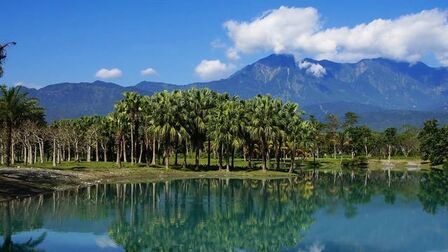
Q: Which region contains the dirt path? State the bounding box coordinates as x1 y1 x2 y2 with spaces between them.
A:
0 167 295 201
0 168 99 201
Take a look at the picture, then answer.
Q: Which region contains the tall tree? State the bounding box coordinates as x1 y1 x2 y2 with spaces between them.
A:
419 120 447 165
120 92 143 165
325 113 340 159
183 89 215 170
384 127 397 161
151 91 186 169
0 85 44 166
247 95 277 171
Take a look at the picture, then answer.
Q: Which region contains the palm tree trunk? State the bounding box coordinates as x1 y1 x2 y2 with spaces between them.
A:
116 136 122 168
207 138 211 169
165 150 169 169
388 145 391 161
130 125 134 165
10 139 14 165
5 122 12 167
231 147 235 170
95 141 99 162
151 136 156 165
34 145 37 164
226 146 230 172
261 141 267 171
183 140 187 168
333 143 337 159
289 146 295 173
218 143 223 170
104 144 108 162
67 145 71 162
138 141 143 164
87 144 91 162
174 139 178 166
52 138 57 167
276 144 281 170
195 147 200 170
122 137 127 163
248 143 253 168
39 141 44 163
75 142 79 162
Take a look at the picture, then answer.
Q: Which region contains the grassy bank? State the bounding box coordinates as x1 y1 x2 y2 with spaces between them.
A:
0 157 432 201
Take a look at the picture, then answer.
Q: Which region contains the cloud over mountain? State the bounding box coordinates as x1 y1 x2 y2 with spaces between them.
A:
195 59 235 80
141 67 158 76
298 60 326 77
224 6 448 65
95 68 122 79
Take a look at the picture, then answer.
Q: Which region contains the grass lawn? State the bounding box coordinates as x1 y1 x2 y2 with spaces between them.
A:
4 155 432 175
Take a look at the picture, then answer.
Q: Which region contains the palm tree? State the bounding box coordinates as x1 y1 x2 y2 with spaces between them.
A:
183 89 215 170
209 97 241 171
121 92 143 165
325 113 340 159
110 102 128 168
0 85 44 166
151 91 187 169
246 95 277 171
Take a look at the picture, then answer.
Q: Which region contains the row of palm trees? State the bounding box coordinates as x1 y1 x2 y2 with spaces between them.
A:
1 85 426 170
109 89 314 171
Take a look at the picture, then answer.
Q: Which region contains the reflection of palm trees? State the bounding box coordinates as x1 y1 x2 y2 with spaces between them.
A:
1 203 46 252
0 171 440 251
419 167 448 214
0 232 46 252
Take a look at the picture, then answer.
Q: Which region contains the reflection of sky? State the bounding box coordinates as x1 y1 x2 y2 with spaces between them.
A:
294 196 448 252
10 229 123 252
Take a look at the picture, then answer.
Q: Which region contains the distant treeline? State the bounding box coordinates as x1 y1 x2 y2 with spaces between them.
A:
1 86 447 169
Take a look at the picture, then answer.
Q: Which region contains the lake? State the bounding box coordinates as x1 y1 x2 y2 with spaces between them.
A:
0 169 447 251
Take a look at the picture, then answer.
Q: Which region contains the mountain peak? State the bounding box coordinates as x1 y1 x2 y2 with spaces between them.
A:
255 53 296 68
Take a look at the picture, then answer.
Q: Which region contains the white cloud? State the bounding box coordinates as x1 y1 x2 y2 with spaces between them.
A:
95 68 122 79
224 7 448 65
195 59 235 80
141 67 158 76
298 60 326 77
226 48 241 60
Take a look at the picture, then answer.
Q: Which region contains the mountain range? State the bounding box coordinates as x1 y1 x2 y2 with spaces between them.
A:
19 54 448 130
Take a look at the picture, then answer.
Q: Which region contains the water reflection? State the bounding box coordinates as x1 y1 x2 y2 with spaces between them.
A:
0 169 446 251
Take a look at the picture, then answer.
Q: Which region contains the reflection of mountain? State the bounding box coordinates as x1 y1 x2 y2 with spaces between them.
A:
21 54 448 129
0 170 446 251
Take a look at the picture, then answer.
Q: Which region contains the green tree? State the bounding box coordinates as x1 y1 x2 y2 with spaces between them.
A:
246 95 278 171
398 125 419 158
120 92 143 165
384 127 397 161
0 85 44 166
183 89 215 169
151 91 187 169
325 113 340 159
418 120 447 165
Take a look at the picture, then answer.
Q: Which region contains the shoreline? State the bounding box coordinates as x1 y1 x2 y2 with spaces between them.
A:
0 158 431 202
0 167 296 202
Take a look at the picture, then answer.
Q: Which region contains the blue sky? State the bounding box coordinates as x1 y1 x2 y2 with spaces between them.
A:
1 0 448 88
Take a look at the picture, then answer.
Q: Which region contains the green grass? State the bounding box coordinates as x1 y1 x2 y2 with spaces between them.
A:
5 155 431 173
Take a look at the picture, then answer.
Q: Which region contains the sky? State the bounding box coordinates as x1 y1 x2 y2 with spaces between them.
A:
1 0 448 88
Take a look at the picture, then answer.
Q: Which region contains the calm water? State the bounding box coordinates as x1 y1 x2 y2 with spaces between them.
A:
1 169 447 252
